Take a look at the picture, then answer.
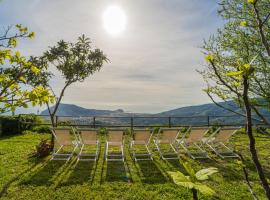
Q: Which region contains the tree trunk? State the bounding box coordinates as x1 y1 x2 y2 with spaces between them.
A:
48 82 70 151
243 77 270 199
238 153 259 200
50 114 56 150
191 189 198 200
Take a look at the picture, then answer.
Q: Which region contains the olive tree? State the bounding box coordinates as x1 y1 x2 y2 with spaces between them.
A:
40 34 108 136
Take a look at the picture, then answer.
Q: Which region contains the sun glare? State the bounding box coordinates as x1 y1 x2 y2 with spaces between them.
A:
103 6 126 36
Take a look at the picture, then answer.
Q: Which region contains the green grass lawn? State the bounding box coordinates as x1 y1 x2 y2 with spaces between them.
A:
0 131 270 200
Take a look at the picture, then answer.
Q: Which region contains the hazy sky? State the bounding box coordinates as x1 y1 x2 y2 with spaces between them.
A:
0 0 222 113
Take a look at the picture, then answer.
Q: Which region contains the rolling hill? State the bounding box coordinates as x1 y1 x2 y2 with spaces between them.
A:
41 102 270 126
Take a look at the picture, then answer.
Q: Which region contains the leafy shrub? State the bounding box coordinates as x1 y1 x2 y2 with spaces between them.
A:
0 114 45 136
123 128 132 135
98 127 108 135
0 116 19 136
19 114 41 131
180 126 189 133
57 121 72 126
152 126 161 134
32 125 51 134
209 125 221 134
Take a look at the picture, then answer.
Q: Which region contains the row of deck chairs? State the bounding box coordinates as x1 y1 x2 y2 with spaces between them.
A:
50 127 239 162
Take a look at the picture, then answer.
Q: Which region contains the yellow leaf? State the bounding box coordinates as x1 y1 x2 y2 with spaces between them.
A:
226 71 243 76
205 54 214 62
28 32 35 39
15 24 22 29
248 0 256 4
30 66 40 74
240 21 247 26
243 64 250 70
19 76 27 83
15 51 21 58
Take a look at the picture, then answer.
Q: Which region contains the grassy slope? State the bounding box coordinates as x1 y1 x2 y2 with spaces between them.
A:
0 132 269 200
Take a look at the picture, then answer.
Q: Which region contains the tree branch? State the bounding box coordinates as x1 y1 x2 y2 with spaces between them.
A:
250 105 270 125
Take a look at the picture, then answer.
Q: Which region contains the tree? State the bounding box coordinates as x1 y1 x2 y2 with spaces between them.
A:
0 25 54 113
205 0 270 124
199 0 270 198
39 35 108 145
168 162 218 200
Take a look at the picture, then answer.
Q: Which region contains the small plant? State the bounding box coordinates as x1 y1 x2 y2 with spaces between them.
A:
123 128 132 135
168 162 218 200
98 127 108 135
152 126 160 134
34 139 52 157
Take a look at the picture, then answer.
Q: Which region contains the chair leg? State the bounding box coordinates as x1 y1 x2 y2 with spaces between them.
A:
121 144 124 162
105 142 108 161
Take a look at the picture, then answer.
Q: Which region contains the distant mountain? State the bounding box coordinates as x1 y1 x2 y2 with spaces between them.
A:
41 103 125 116
156 101 270 125
157 101 270 117
41 101 270 126
158 101 242 116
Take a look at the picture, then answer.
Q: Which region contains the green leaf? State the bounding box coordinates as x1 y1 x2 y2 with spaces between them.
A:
175 181 196 189
195 167 218 181
194 183 215 196
10 106 16 113
168 171 190 183
183 162 196 178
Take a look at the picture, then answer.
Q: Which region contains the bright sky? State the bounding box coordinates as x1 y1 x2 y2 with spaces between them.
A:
0 0 222 113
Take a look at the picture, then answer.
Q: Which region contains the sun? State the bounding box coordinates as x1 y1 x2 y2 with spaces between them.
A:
103 6 127 36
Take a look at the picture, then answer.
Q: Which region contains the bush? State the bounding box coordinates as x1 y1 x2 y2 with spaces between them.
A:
152 126 161 134
32 125 51 134
98 127 108 135
57 121 72 126
123 128 132 135
0 116 19 136
19 114 41 131
0 114 44 137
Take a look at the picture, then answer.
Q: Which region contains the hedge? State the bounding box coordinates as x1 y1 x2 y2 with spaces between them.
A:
0 114 45 136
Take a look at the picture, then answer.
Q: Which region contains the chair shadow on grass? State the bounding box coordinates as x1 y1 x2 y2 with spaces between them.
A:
20 160 66 186
60 161 96 186
0 162 39 198
105 161 128 182
165 159 186 172
136 160 167 184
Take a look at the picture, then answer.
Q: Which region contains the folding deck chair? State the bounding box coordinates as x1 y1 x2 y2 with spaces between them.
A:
178 127 210 159
51 128 79 161
130 129 153 161
204 127 239 159
154 128 181 160
77 129 100 161
105 130 124 161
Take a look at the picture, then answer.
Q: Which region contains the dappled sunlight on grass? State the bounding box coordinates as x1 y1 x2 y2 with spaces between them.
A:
0 132 269 199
